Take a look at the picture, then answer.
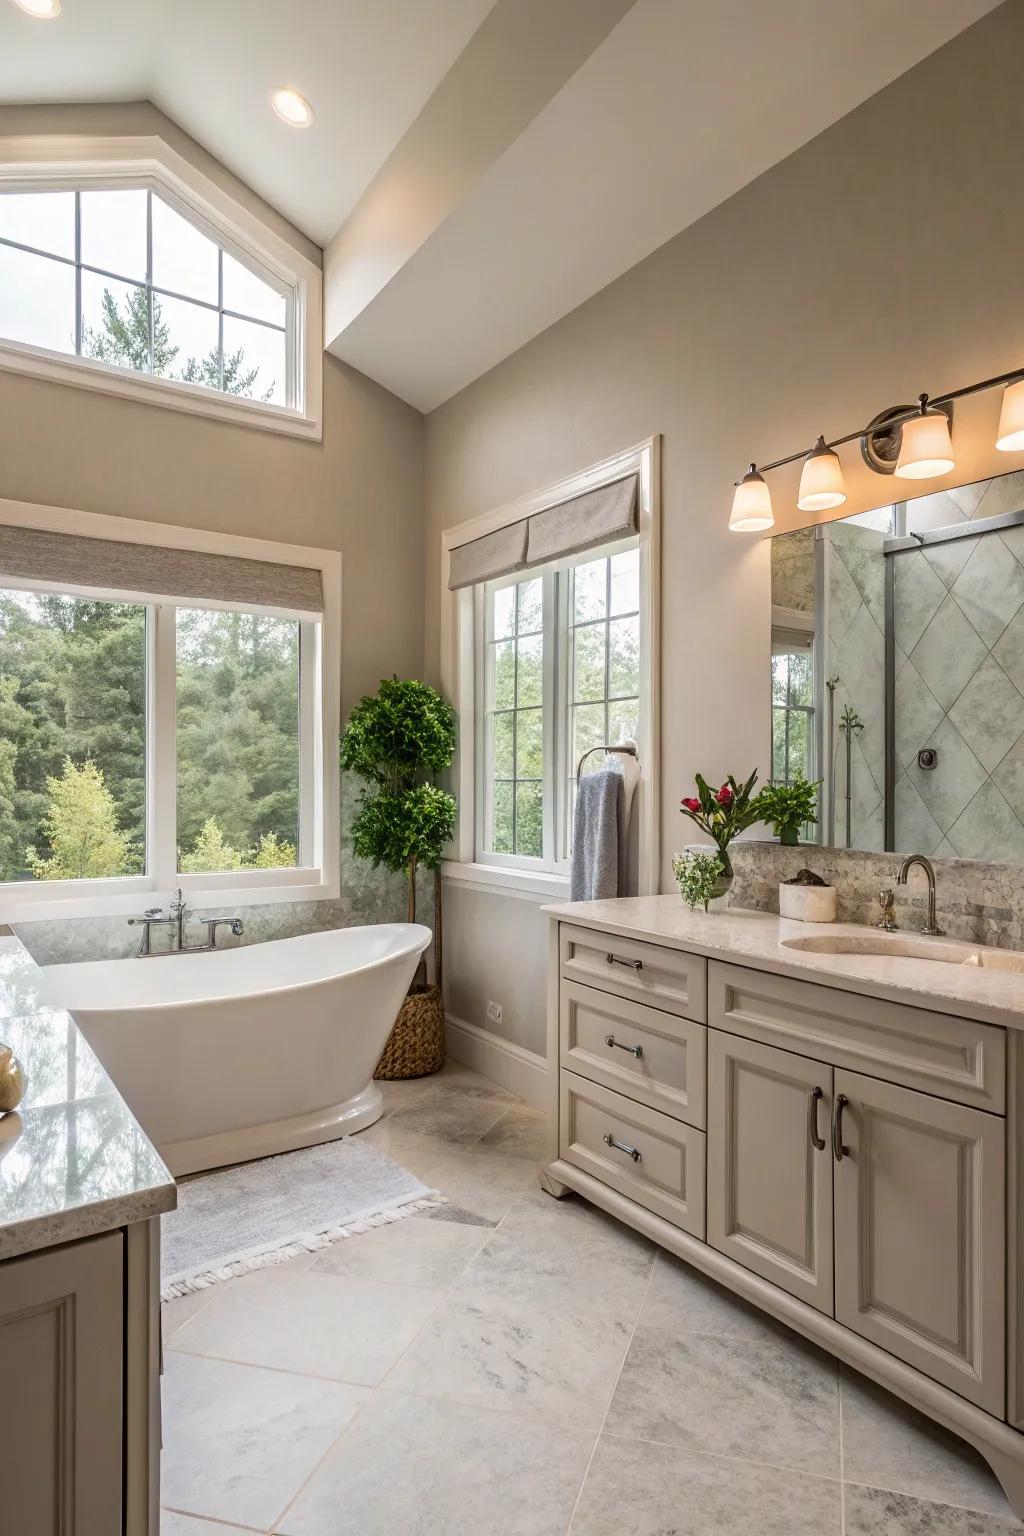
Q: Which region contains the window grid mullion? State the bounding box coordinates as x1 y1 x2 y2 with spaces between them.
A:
73 191 82 356
146 190 155 375
218 247 225 393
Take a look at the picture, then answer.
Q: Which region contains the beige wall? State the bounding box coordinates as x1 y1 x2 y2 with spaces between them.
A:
425 1 1024 1057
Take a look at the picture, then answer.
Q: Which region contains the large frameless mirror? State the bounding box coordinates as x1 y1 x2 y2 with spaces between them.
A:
770 468 1024 862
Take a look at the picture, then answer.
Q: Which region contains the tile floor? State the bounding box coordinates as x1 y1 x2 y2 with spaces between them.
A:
160 1061 1024 1535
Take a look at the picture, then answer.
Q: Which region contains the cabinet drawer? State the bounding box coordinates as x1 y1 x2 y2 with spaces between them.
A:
709 961 1005 1112
560 980 706 1127
560 923 707 1021
559 1070 706 1237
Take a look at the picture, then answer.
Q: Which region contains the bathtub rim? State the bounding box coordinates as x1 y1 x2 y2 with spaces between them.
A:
39 921 433 1017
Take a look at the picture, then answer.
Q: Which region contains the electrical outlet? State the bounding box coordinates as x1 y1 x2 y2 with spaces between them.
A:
486 999 503 1026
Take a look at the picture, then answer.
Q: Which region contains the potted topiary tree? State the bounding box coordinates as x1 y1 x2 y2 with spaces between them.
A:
340 678 457 1078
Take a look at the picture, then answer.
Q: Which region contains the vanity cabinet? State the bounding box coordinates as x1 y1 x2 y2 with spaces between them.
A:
545 909 1024 1517
706 1031 834 1314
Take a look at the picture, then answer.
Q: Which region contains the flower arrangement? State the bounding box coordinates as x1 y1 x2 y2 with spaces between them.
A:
678 770 761 879
672 849 724 912
757 775 821 846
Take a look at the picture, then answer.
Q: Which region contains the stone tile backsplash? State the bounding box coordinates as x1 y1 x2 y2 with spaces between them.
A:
728 840 1024 951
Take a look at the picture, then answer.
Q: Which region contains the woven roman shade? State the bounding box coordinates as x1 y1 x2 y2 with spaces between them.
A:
0 525 324 617
447 473 638 591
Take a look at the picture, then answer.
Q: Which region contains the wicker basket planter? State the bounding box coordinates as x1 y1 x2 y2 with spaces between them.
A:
374 983 446 1080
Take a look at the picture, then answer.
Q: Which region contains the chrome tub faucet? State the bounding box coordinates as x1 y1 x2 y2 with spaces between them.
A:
895 854 944 936
128 888 244 957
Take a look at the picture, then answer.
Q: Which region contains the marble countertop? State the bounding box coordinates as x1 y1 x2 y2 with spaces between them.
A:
545 896 1024 1030
0 937 175 1262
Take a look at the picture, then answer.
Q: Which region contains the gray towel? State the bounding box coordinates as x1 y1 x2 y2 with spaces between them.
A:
570 765 624 902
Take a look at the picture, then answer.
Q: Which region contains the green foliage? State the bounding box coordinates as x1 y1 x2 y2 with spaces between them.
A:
671 849 725 913
341 677 456 792
178 818 296 873
678 769 762 864
27 759 138 880
351 784 456 877
758 775 821 845
81 286 273 400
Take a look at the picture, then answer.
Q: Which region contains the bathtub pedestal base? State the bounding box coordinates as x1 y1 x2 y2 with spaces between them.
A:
160 1082 385 1177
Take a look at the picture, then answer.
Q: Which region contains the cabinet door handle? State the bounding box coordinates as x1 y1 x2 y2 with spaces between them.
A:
808 1086 826 1151
606 952 643 972
605 1033 644 1059
832 1093 850 1162
603 1132 642 1163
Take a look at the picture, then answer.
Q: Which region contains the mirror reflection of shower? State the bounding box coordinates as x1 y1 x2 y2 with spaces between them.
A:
769 469 1024 863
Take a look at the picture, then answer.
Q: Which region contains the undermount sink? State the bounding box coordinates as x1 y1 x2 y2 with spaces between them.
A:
781 932 1024 974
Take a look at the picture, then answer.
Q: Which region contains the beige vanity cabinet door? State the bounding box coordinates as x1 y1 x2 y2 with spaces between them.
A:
833 1070 1005 1416
707 1030 835 1314
0 1231 124 1533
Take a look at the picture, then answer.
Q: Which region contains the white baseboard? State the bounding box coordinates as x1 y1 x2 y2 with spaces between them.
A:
445 1014 548 1110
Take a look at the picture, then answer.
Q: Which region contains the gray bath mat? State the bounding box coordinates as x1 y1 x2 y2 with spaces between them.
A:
161 1137 442 1300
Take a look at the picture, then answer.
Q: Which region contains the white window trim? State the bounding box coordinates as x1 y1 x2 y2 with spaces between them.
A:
440 437 661 902
0 496 341 923
0 134 323 441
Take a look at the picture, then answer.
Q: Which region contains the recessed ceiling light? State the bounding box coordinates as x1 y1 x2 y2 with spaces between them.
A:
271 88 315 128
11 0 62 15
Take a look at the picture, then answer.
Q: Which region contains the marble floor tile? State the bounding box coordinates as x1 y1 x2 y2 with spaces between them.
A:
278 1390 595 1536
845 1482 1024 1534
383 1134 539 1224
168 1265 444 1386
161 1515 256 1534
376 1062 516 1117
569 1432 842 1535
309 1214 488 1287
162 1287 220 1346
638 1250 797 1345
384 1291 633 1428
160 1351 368 1530
453 1213 653 1321
840 1367 1015 1519
606 1322 840 1479
498 1181 654 1261
476 1103 549 1161
381 1092 512 1146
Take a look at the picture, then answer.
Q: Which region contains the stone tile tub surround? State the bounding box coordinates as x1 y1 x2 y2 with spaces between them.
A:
158 1063 1022 1535
729 839 1024 952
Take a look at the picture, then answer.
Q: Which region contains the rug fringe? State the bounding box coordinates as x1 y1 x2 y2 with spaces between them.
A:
160 1192 447 1302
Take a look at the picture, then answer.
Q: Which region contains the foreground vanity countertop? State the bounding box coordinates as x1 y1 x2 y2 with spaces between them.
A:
0 936 175 1261
545 896 1024 1030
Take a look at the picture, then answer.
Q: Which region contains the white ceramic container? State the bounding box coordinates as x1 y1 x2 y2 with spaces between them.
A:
779 882 837 923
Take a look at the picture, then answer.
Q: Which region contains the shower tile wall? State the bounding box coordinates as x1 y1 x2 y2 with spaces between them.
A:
894 471 1024 861
825 515 889 851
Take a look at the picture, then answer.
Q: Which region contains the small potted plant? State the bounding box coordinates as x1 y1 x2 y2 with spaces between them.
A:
757 775 821 846
678 770 761 896
672 850 725 913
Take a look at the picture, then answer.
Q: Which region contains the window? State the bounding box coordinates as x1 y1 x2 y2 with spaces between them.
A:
771 632 815 784
478 543 641 871
0 139 322 437
0 188 288 406
0 505 339 919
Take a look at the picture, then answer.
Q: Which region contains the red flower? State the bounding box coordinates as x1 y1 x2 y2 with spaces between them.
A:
681 797 701 813
716 784 734 807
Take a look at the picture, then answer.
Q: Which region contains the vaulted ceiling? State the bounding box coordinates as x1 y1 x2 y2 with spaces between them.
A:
0 0 1006 410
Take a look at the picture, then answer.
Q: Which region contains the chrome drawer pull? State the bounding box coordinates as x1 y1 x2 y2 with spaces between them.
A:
603 1132 642 1163
606 952 643 972
604 1033 644 1059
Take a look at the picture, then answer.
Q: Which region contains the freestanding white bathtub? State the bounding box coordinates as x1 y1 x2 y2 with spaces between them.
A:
40 924 432 1176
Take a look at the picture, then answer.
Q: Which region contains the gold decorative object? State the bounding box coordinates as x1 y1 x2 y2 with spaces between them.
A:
0 1043 26 1113
374 984 445 1080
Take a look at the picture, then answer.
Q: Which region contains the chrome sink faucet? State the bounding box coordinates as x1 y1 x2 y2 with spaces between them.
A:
896 854 945 936
128 888 244 957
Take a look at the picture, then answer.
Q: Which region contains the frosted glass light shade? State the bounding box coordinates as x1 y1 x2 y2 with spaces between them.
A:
894 407 954 480
729 466 774 532
798 436 847 512
997 379 1024 452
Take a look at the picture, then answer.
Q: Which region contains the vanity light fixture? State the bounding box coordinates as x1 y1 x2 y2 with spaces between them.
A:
797 435 847 512
894 394 955 479
729 465 774 532
271 88 315 128
997 378 1024 453
10 0 62 16
728 363 1024 531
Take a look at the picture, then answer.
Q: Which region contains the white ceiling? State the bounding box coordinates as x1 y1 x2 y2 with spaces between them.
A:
0 0 1007 410
0 0 496 244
